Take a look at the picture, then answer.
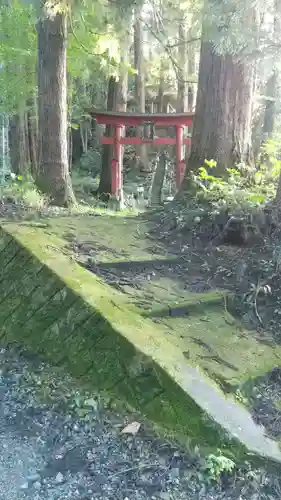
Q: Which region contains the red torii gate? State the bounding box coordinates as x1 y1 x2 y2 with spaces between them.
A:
88 110 194 198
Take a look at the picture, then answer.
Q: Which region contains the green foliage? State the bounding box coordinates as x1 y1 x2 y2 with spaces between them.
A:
67 1 135 135
77 149 101 177
70 392 99 420
203 0 271 57
193 144 281 214
0 174 47 208
0 0 37 112
0 0 131 121
204 451 235 482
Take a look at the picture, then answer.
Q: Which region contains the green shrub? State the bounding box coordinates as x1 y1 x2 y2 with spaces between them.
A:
192 142 281 215
204 451 235 482
0 173 47 208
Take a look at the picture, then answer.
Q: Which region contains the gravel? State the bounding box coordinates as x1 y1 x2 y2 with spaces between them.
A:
246 368 281 440
0 344 280 500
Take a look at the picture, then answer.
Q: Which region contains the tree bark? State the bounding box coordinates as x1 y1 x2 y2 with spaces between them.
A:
27 96 38 178
97 39 129 199
9 104 30 175
134 11 147 168
263 71 277 141
187 43 196 112
96 76 118 198
176 21 187 167
0 113 10 181
176 22 187 114
267 3 281 212
157 62 165 113
180 40 254 192
265 1 281 143
36 5 75 206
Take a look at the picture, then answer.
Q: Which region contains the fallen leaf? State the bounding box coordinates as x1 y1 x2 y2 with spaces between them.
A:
84 398 98 410
121 421 141 435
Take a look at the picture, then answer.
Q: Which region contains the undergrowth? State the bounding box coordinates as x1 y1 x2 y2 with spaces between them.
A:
192 137 281 217
0 173 47 209
2 136 281 222
0 172 139 218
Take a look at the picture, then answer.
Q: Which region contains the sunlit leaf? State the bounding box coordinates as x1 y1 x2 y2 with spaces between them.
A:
121 421 141 435
84 397 98 410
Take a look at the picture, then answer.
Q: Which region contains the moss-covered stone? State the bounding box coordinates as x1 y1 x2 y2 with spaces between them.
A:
1 222 281 465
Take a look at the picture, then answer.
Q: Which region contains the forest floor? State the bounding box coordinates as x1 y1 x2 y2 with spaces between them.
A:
1 180 281 498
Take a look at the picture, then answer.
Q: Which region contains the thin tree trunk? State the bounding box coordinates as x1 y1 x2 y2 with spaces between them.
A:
97 76 118 198
9 104 30 175
181 40 254 192
116 39 129 204
176 22 187 113
9 116 18 175
157 62 165 113
68 126 73 173
18 104 29 173
265 1 281 143
187 43 196 112
24 108 31 168
36 5 75 206
27 95 39 178
177 21 187 167
263 72 277 140
97 39 129 199
134 11 147 168
272 4 281 213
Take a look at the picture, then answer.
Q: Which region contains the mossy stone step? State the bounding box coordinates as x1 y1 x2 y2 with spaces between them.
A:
1 222 281 466
142 291 224 318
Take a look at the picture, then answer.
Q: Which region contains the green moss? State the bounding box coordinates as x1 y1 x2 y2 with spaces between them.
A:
1 221 281 465
2 219 280 389
157 312 281 386
142 291 225 317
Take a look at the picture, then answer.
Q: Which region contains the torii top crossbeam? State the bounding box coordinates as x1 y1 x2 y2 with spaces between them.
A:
88 110 194 127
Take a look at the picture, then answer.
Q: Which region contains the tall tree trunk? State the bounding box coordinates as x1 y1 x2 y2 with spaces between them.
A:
0 112 10 182
262 71 278 141
97 76 118 198
177 21 187 167
116 40 129 203
134 11 147 168
9 104 30 175
272 9 281 213
157 59 165 112
97 38 129 200
36 5 75 206
181 40 254 192
265 1 281 143
176 22 187 113
187 43 196 112
27 95 38 178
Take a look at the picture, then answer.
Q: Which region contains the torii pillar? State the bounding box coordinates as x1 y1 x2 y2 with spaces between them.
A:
175 125 185 190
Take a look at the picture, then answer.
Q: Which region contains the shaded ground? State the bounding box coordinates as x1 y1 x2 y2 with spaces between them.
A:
146 203 281 339
0 344 281 500
242 368 281 441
